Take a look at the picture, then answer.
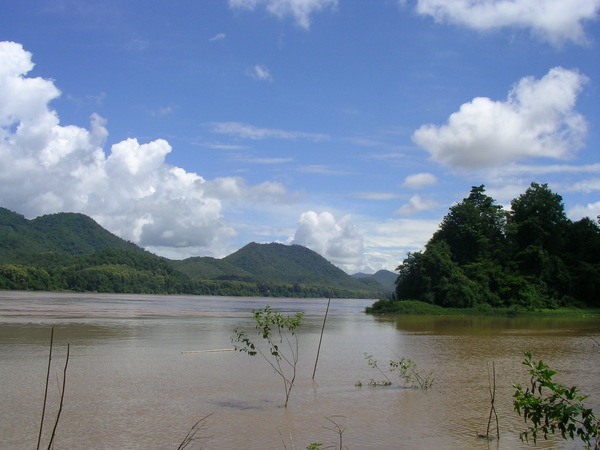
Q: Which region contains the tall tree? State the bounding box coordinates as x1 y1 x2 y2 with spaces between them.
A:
431 185 507 266
509 183 569 255
508 183 571 303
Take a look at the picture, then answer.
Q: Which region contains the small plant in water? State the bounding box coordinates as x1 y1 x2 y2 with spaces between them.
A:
389 354 434 389
362 353 392 386
358 352 433 389
232 305 304 407
513 351 599 449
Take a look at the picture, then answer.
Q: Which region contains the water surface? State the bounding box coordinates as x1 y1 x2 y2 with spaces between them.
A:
1 291 599 449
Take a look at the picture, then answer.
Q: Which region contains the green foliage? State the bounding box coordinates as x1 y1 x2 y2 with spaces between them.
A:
380 183 600 312
359 353 433 389
0 208 143 263
389 356 434 389
0 264 57 290
232 306 304 407
366 299 447 315
513 352 599 448
362 353 392 386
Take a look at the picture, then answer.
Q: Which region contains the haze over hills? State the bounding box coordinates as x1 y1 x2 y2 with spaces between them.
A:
0 207 391 297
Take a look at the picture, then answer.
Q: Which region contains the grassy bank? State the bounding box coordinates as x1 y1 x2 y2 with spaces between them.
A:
365 299 600 318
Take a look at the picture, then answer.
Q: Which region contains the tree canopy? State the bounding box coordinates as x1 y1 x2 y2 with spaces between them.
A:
389 183 599 310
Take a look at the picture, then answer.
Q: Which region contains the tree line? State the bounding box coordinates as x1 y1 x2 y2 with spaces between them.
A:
371 183 599 312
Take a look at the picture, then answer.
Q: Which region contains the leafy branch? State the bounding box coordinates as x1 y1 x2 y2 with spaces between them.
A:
232 305 304 407
358 353 433 389
513 351 599 449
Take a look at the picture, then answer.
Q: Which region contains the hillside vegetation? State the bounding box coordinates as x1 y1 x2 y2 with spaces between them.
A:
368 183 600 313
0 208 386 298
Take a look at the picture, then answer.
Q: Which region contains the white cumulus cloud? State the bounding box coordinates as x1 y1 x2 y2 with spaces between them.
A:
395 195 439 216
291 211 364 272
0 41 288 259
229 0 338 28
403 172 438 189
412 67 588 170
567 201 600 221
414 0 600 45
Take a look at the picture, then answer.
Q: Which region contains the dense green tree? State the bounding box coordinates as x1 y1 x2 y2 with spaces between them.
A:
430 185 507 266
508 183 572 304
509 183 569 255
564 217 600 307
389 183 599 310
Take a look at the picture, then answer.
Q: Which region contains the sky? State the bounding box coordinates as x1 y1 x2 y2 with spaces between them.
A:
0 0 599 274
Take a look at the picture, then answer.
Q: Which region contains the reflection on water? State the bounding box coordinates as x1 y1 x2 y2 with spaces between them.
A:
1 291 599 449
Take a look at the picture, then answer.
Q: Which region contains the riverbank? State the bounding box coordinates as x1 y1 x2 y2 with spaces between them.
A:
365 299 600 317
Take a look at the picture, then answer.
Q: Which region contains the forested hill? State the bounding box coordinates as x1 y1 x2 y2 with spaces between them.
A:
0 208 386 298
0 208 144 261
369 183 600 313
173 242 378 292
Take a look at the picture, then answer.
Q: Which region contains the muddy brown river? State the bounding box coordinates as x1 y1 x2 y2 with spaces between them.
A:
1 291 599 449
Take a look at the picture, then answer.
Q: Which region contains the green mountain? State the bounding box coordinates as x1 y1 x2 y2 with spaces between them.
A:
223 242 375 291
174 242 384 293
0 208 384 298
170 256 252 280
353 269 397 293
0 208 188 293
0 207 143 262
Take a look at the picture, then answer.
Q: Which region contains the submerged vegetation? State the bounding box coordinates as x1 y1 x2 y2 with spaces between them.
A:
232 306 304 407
357 353 434 389
369 183 600 314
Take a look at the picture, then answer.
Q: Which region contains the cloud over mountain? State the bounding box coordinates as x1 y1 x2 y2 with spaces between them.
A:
291 211 364 271
0 41 288 259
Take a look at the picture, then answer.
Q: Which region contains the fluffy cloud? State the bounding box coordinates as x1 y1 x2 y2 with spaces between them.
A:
567 201 600 221
414 0 600 45
291 211 364 272
228 0 338 28
402 172 437 189
395 195 439 216
0 41 288 259
413 67 588 170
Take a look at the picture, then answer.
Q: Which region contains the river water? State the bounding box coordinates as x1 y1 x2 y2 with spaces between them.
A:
1 291 599 449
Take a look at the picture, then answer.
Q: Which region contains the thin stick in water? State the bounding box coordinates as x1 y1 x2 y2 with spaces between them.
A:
312 294 332 379
46 343 70 450
37 327 54 450
486 361 500 439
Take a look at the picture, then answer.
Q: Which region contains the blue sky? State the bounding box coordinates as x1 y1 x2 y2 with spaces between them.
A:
1 0 599 273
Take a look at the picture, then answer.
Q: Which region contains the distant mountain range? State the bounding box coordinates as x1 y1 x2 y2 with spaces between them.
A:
0 207 395 298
